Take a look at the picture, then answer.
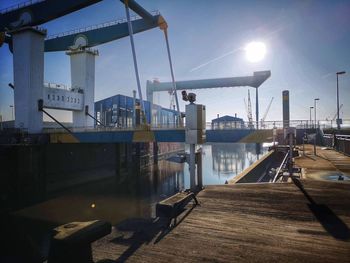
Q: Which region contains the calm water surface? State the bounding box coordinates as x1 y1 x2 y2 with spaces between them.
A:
15 143 267 224
183 143 267 186
10 143 267 257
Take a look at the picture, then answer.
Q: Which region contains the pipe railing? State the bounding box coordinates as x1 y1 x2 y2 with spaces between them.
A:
45 10 160 40
0 0 46 14
272 150 290 183
41 119 350 133
323 134 350 156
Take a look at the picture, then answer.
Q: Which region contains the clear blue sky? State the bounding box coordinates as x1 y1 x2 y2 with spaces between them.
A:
1 0 349 122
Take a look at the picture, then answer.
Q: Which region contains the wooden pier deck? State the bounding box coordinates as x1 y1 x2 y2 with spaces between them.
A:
92 179 350 262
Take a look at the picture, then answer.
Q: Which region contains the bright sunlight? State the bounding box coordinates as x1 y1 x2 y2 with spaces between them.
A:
245 41 266 63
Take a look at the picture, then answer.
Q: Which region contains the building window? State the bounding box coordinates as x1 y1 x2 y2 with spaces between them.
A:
74 98 76 103
57 95 59 101
77 98 80 103
48 94 50 100
62 96 64 101
53 95 55 101
67 97 69 102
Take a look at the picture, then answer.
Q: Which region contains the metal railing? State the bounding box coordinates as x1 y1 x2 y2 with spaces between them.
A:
44 82 71 90
44 82 84 94
42 119 350 133
0 0 45 14
207 119 350 130
323 134 350 156
272 150 290 183
45 10 160 40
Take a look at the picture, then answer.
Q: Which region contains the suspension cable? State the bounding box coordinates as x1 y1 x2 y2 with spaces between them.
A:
163 27 182 126
124 0 147 125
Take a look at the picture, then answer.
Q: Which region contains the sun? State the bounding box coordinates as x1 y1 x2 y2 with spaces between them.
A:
245 42 266 63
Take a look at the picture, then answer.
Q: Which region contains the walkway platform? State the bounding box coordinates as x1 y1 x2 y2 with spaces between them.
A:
295 144 350 180
92 179 350 262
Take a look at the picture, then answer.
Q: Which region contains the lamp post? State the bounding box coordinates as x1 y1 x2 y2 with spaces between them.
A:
9 105 14 120
309 106 314 128
336 71 346 130
314 98 319 155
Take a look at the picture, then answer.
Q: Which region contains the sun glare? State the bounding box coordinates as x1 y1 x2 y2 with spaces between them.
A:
245 42 266 63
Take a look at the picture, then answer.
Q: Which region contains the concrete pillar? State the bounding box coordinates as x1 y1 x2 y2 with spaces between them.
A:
153 142 158 165
67 49 98 128
189 144 196 190
196 150 203 189
12 27 46 133
282 90 290 128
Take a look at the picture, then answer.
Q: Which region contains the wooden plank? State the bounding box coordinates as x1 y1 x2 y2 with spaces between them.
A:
92 180 350 262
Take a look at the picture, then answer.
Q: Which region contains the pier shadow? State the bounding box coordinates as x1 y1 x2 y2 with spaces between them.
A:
292 177 350 240
110 205 195 262
110 217 168 263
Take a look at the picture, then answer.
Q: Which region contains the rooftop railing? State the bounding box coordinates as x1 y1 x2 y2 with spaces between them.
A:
45 10 160 40
0 0 45 14
44 82 84 93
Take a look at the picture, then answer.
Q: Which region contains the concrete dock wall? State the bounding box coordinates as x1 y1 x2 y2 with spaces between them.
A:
0 142 183 212
230 150 276 183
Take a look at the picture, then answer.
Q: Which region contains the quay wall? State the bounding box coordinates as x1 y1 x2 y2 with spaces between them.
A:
230 150 277 184
0 142 183 212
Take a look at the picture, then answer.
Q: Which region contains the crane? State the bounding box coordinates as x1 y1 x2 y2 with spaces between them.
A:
1 0 161 51
146 71 271 129
244 90 254 129
332 104 343 120
260 97 274 128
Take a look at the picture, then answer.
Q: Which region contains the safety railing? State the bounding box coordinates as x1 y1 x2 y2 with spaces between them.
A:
42 119 350 133
272 150 290 183
207 119 350 130
44 82 84 93
0 0 45 14
323 134 350 156
45 10 160 40
44 82 70 90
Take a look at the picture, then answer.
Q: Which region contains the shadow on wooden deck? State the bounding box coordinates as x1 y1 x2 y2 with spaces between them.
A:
109 205 196 262
292 177 350 240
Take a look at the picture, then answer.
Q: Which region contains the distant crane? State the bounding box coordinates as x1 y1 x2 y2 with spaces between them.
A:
332 104 343 121
168 90 175 109
325 104 343 121
244 90 254 129
260 97 274 128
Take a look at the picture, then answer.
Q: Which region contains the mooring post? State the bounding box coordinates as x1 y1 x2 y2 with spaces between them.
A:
196 149 203 189
189 144 196 190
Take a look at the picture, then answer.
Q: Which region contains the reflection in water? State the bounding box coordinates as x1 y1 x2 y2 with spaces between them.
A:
212 143 246 178
6 143 266 260
184 143 266 186
12 143 265 225
13 143 265 224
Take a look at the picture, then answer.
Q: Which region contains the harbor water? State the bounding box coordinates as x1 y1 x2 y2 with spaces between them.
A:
2 142 267 259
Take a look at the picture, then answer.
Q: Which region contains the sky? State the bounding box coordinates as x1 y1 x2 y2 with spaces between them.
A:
1 0 350 123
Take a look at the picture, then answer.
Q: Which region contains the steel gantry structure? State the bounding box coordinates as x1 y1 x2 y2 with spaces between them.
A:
0 0 170 132
146 71 271 129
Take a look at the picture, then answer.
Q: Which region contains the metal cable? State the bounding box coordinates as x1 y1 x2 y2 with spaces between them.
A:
163 29 182 126
124 0 146 124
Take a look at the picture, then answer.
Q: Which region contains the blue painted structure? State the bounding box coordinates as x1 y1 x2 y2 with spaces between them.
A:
72 129 260 143
206 129 252 142
71 128 319 143
73 129 185 143
44 14 161 52
211 115 245 129
1 0 163 53
94 94 178 128
0 0 103 32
